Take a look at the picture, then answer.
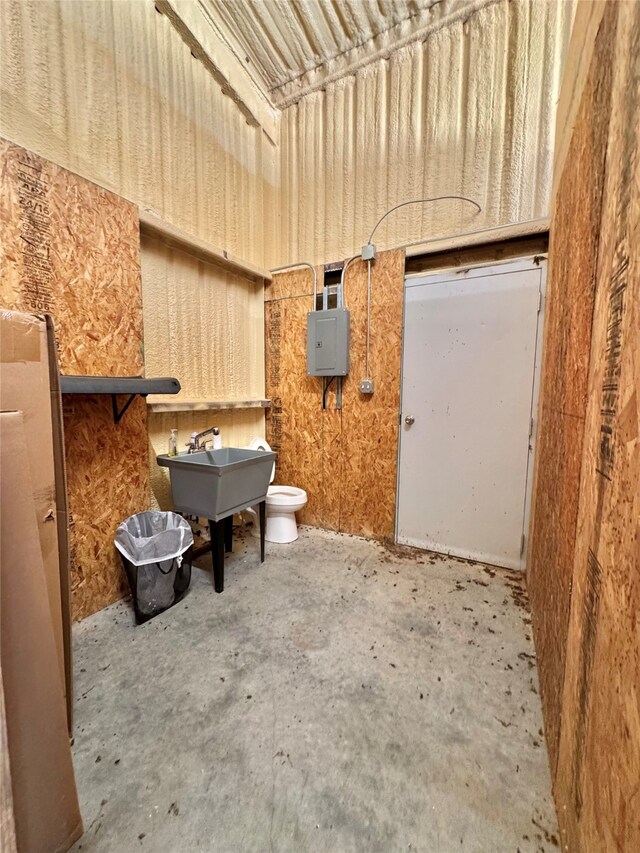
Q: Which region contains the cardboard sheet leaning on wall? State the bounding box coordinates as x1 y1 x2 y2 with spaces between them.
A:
1 408 82 851
0 309 73 728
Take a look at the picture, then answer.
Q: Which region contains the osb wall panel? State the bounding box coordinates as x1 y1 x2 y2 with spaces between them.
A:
0 140 148 621
276 0 574 265
265 250 404 539
339 251 405 539
64 396 148 621
265 282 326 529
0 139 143 373
266 267 315 302
554 4 640 850
552 1 607 199
526 12 616 778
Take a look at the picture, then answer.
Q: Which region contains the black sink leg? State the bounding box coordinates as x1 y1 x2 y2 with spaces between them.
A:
209 519 225 593
224 515 233 553
259 500 266 564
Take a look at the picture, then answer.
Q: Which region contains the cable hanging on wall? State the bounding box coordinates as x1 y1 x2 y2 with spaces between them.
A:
348 195 482 396
367 196 482 245
271 197 482 410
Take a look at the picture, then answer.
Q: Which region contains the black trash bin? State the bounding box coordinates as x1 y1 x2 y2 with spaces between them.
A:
115 511 194 624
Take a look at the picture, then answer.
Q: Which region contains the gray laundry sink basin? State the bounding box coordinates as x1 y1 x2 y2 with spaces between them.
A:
157 447 276 521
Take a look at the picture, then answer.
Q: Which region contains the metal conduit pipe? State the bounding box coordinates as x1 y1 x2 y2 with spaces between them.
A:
270 199 484 407
270 261 317 308
339 254 360 309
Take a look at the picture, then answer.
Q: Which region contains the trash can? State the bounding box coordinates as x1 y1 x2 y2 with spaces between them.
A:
115 511 193 624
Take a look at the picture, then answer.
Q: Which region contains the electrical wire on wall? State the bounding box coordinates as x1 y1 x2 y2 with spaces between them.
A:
351 195 482 394
322 376 336 410
272 196 482 411
340 254 359 306
367 196 481 245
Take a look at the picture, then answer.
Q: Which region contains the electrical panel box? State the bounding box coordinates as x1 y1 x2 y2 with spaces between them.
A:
307 308 350 376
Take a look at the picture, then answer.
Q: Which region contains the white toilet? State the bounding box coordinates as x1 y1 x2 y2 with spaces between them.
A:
245 438 307 544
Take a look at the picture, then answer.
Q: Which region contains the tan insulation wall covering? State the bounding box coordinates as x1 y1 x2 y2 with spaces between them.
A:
0 139 147 622
0 0 276 268
141 237 265 402
141 235 266 508
276 0 575 265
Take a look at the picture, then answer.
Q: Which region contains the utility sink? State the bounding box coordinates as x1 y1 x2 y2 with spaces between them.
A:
157 447 276 522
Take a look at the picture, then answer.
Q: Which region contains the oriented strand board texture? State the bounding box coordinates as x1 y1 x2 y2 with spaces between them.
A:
265 250 404 539
552 1 607 198
526 13 616 777
63 396 148 621
0 140 148 621
276 0 574 264
553 3 640 850
0 138 143 373
339 253 405 538
529 3 640 850
265 285 326 528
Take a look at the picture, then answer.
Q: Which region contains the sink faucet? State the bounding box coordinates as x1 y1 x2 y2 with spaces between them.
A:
186 426 219 453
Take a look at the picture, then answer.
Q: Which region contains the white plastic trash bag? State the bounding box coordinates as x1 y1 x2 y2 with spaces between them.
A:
115 511 193 567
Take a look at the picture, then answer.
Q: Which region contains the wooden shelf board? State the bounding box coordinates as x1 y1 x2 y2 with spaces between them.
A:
139 210 272 282
147 398 270 413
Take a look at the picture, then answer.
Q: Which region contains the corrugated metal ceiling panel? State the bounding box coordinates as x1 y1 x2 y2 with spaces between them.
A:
203 0 462 93
275 0 575 264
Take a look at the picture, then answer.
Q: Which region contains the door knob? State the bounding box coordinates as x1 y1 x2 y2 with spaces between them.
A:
405 415 415 426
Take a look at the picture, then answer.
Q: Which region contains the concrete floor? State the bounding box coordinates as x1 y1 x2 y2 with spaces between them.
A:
70 527 558 853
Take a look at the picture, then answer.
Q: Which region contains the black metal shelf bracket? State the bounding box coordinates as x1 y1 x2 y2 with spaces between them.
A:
112 393 142 425
60 375 181 425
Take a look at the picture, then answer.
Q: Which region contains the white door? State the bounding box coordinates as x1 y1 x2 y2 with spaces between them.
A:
396 258 545 570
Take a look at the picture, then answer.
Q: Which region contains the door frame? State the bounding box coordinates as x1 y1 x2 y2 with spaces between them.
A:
395 254 548 570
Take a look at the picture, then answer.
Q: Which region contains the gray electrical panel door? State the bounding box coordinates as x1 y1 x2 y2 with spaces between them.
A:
307 308 350 376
